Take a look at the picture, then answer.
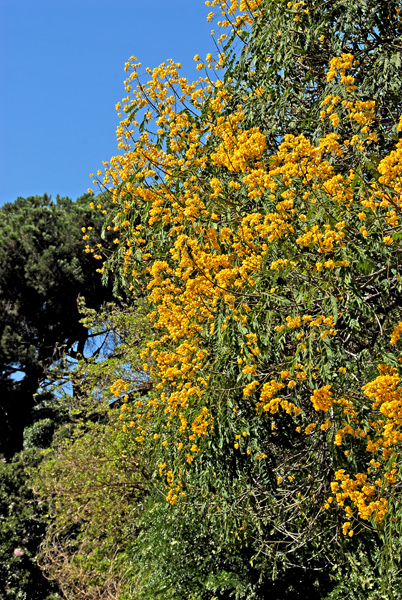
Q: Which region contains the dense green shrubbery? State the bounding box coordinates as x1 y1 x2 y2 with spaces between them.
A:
0 449 62 600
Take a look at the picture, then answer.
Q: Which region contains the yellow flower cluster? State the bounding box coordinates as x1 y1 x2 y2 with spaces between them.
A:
362 365 402 457
110 379 128 398
327 362 402 527
326 53 355 85
255 379 300 417
310 386 334 412
330 470 388 523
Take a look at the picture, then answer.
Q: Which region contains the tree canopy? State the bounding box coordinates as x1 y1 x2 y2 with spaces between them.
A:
0 193 115 456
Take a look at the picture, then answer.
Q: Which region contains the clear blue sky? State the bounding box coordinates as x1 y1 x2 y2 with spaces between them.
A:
0 0 214 206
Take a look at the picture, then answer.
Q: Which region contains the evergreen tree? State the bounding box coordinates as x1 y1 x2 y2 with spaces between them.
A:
0 193 115 457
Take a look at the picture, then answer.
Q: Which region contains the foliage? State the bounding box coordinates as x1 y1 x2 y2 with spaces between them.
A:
0 193 118 599
0 193 115 457
34 301 153 599
23 418 58 450
324 547 402 600
0 448 62 600
129 486 336 600
36 420 144 600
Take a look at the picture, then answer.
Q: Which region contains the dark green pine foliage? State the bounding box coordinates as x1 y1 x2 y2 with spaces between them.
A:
0 193 115 457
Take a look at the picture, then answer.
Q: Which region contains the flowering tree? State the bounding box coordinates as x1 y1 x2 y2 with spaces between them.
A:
82 0 402 594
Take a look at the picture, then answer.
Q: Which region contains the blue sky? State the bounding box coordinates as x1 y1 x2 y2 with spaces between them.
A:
0 0 214 206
